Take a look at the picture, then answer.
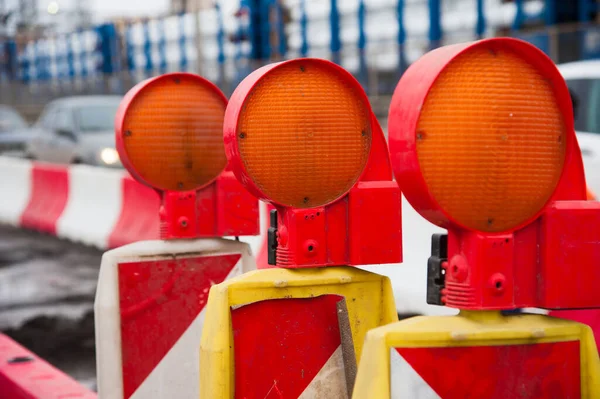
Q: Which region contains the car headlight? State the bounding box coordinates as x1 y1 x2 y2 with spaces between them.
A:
100 147 120 165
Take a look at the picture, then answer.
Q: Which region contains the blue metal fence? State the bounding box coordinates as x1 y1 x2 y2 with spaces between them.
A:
1 0 599 97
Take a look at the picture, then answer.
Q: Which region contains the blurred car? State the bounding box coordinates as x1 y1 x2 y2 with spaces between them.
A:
558 60 600 196
26 96 122 167
0 105 33 157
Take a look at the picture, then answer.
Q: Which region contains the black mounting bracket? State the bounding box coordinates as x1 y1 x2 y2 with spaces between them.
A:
267 209 278 265
426 233 448 306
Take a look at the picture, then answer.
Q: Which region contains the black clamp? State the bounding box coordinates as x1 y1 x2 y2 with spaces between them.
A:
267 209 278 265
426 233 448 306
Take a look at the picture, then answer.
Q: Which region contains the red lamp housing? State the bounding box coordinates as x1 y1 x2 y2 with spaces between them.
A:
115 72 259 240
224 58 402 268
389 38 600 310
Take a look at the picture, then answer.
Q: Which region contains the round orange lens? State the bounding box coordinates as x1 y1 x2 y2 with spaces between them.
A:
416 44 566 232
121 75 227 192
237 61 372 208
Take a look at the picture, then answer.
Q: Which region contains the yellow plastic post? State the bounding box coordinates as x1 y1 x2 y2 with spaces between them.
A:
200 266 398 398
353 311 600 398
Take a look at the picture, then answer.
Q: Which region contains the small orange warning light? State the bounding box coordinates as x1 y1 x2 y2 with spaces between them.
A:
115 73 228 192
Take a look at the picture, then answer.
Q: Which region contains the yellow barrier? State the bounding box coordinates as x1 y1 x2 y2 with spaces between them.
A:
200 267 397 398
353 311 600 398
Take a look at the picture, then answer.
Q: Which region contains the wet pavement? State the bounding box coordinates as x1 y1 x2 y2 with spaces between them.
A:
0 225 99 391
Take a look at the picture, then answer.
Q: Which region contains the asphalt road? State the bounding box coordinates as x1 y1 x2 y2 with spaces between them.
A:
0 225 99 391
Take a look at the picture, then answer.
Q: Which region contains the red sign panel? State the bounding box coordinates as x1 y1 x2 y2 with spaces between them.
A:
118 254 241 398
232 295 349 398
394 341 580 398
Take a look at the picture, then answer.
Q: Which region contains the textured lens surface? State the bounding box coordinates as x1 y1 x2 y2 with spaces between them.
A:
122 75 227 192
238 61 371 208
416 45 566 232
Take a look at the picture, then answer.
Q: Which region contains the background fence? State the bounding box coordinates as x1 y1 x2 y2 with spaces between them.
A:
1 0 600 120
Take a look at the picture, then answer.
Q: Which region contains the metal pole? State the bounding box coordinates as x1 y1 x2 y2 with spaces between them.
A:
330 0 341 64
397 0 405 75
158 19 167 74
179 13 188 72
216 3 226 88
544 0 556 25
143 20 153 77
358 0 367 88
512 0 524 31
476 0 486 39
276 1 286 60
194 2 204 74
428 0 441 49
300 0 308 57
579 0 589 23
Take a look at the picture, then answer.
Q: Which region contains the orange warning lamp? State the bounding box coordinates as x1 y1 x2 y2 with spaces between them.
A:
115 72 259 239
225 59 402 267
389 38 600 310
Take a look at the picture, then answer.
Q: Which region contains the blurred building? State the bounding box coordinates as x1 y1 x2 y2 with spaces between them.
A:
1 0 92 37
170 0 213 14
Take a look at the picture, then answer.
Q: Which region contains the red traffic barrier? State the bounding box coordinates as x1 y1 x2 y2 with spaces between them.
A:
0 333 96 398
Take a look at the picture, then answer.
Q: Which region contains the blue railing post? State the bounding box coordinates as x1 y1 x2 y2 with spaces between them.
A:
512 0 525 30
330 0 341 64
245 0 261 61
544 0 556 25
179 13 189 71
358 0 367 87
95 23 121 92
216 3 226 86
54 38 62 82
300 0 309 57
67 34 75 80
158 19 168 74
476 0 486 39
125 25 136 76
5 40 17 81
143 21 154 76
259 0 272 61
579 0 590 22
34 42 42 83
0 41 5 82
276 2 287 59
21 51 30 84
428 0 442 49
233 5 248 85
79 30 89 80
397 0 406 75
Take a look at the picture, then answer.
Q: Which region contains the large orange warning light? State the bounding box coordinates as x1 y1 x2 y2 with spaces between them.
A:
116 73 227 192
416 46 566 232
229 59 372 208
390 38 578 234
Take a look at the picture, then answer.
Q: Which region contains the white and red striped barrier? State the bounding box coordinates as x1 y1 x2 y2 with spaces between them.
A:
0 156 266 256
2 155 600 348
0 157 442 318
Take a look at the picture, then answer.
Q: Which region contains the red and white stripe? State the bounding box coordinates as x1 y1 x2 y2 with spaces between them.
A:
390 341 582 398
95 239 256 398
0 157 267 257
